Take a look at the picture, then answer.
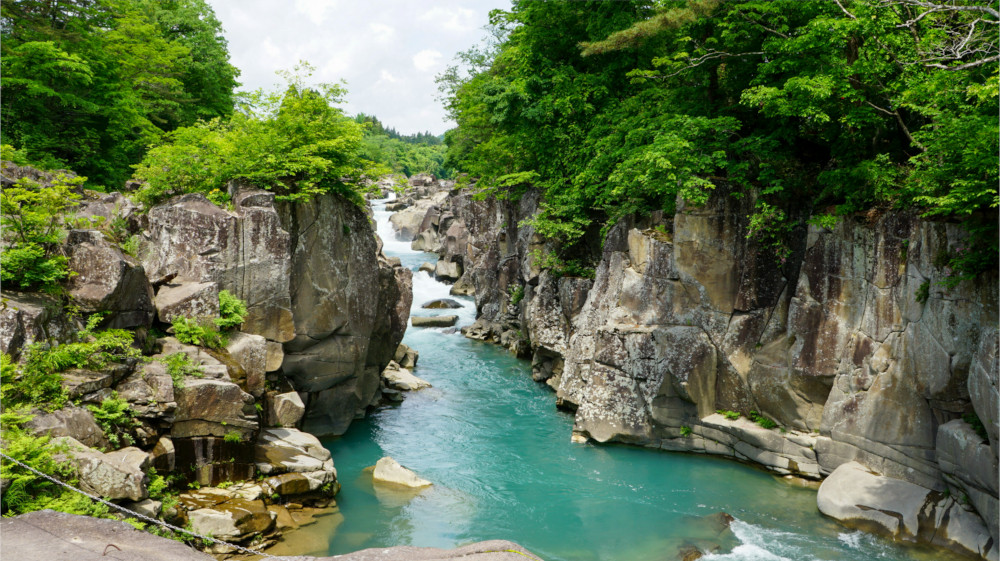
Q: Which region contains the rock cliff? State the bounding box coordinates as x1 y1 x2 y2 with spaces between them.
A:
142 188 411 435
392 178 999 560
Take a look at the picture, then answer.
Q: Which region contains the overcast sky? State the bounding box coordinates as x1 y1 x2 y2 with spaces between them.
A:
205 0 509 136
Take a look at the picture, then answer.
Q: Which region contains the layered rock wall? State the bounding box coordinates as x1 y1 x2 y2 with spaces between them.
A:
393 179 998 559
142 189 410 436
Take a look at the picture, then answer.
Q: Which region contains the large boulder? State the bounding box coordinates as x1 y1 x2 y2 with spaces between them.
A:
818 462 997 560
114 361 176 420
24 406 108 449
0 510 214 561
180 488 274 543
382 361 431 391
266 391 306 428
154 281 219 324
0 292 77 360
142 191 295 344
255 427 335 482
171 379 257 439
225 331 267 397
52 437 147 502
64 229 155 329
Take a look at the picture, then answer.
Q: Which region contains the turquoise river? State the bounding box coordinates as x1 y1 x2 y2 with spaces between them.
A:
265 197 962 561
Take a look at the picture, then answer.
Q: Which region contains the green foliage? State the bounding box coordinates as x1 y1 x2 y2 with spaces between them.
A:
215 290 247 330
963 412 989 443
1 0 239 187
717 409 740 421
915 280 931 304
441 0 998 272
171 316 226 349
134 62 384 207
159 352 204 389
87 392 137 449
1 315 140 410
223 431 242 444
508 284 525 307
0 414 108 517
0 175 83 291
679 426 692 437
748 411 778 430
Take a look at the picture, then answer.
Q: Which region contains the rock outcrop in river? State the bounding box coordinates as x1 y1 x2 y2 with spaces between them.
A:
389 175 999 560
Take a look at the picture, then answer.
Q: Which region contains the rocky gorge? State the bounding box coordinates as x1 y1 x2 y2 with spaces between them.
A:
389 173 999 560
0 163 414 552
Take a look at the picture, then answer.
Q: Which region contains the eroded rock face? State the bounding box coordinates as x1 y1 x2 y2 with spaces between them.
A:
407 178 998 555
0 292 78 360
144 189 410 437
24 406 109 449
64 229 154 329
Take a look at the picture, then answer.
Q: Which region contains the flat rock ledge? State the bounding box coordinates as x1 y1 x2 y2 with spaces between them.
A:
411 315 458 328
0 511 539 561
818 462 998 561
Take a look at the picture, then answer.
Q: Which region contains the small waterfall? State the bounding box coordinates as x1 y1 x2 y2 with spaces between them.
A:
371 196 477 328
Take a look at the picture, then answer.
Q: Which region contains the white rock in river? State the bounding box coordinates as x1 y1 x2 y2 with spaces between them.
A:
372 456 432 488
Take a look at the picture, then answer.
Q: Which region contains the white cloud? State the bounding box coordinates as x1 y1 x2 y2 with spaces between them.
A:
206 0 507 134
294 0 336 25
412 49 443 72
369 22 395 42
419 6 476 32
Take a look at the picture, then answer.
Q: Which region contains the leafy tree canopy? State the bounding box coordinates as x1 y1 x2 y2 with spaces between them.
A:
133 62 385 207
0 0 240 188
441 0 998 275
356 114 453 179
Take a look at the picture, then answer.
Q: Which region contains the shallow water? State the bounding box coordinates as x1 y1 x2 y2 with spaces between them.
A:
272 196 963 561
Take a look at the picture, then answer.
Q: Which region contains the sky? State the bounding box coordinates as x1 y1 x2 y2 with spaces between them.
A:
205 0 509 136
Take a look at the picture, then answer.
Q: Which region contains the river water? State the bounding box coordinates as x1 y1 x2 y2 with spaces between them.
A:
267 196 960 561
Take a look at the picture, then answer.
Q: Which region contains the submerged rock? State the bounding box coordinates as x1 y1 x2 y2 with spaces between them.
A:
372 456 432 488
411 315 458 328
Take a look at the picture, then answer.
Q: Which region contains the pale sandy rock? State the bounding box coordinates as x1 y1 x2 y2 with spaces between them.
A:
372 456 432 488
818 462 997 560
255 428 334 476
383 363 431 391
268 391 306 428
411 315 458 328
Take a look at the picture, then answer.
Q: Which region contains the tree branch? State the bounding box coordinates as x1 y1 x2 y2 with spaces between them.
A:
922 53 1000 70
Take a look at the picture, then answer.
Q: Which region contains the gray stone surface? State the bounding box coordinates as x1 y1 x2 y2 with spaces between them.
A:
171 379 258 439
0 292 77 359
0 510 213 561
64 229 155 329
24 406 109 449
52 437 147 501
154 281 218 324
226 331 267 396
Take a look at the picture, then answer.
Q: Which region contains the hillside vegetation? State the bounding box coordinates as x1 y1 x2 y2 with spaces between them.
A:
439 0 998 280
